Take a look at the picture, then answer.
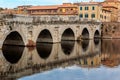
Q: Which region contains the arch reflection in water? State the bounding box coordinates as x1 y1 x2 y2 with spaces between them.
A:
94 39 100 46
36 43 53 59
61 41 75 55
2 45 24 64
81 40 89 52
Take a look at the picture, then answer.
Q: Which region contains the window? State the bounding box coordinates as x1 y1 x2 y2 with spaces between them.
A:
80 7 82 10
79 14 83 18
60 9 62 12
85 6 89 10
84 59 87 65
104 16 106 19
92 6 95 10
66 9 69 11
85 14 88 18
100 14 103 18
91 14 95 18
100 15 103 18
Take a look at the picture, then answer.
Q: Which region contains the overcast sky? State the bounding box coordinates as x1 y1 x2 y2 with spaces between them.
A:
0 0 104 8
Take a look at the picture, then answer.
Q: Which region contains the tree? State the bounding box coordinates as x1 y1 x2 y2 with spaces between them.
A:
0 7 3 12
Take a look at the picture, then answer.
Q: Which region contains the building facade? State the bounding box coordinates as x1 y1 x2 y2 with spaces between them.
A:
0 9 17 14
1 0 119 22
17 5 32 14
27 6 58 15
57 3 78 15
27 3 78 15
74 2 102 21
101 0 120 22
100 9 111 22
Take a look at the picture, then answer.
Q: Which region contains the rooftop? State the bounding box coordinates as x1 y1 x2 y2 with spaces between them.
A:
27 5 59 10
74 2 101 6
27 3 77 10
105 0 120 2
103 5 118 9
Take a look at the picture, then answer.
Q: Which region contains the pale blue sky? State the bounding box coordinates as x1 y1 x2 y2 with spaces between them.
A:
0 0 104 8
19 66 120 80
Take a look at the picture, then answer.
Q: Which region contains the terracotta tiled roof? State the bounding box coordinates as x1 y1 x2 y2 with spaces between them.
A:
27 5 60 10
74 2 101 5
59 5 77 8
0 9 17 14
27 3 77 10
105 0 119 2
103 5 118 9
102 9 111 12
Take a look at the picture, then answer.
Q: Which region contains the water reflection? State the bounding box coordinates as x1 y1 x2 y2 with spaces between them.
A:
36 43 53 59
101 39 120 67
94 39 100 45
81 40 89 52
2 45 24 64
61 41 75 55
1 39 120 80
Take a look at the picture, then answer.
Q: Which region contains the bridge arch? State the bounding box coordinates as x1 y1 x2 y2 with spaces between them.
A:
3 31 25 46
94 30 100 39
36 29 53 43
81 28 89 39
61 28 75 41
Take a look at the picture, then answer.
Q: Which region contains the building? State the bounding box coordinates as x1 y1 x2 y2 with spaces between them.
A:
27 5 58 15
101 0 120 22
0 7 3 12
0 9 17 14
74 2 102 21
118 10 120 22
57 3 78 15
100 9 111 22
27 3 78 15
17 5 32 14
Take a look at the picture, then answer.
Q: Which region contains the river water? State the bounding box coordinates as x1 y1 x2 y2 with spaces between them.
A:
0 39 120 80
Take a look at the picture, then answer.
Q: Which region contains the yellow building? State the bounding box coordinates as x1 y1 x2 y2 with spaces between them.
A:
74 2 102 21
80 54 101 68
17 5 32 14
57 3 78 15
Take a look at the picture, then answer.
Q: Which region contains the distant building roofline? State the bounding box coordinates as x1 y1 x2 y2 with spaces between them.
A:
74 2 101 6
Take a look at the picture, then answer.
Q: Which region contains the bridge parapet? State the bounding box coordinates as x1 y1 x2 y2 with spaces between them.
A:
0 14 101 24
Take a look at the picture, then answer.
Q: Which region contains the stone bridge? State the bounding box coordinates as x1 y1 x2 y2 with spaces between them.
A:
0 14 101 47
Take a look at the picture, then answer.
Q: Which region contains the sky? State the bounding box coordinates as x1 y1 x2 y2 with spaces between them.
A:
19 65 120 80
0 0 104 8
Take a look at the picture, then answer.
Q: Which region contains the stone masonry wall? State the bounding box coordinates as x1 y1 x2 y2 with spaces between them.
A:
102 22 120 38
